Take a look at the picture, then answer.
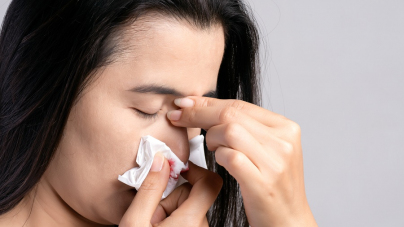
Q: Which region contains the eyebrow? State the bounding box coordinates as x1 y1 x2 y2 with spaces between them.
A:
129 84 217 98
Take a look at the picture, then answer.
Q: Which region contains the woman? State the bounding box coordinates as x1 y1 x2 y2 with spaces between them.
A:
0 0 318 226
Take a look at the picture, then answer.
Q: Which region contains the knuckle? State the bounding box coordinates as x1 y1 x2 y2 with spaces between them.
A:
286 120 301 136
273 160 287 176
279 161 287 174
203 97 213 107
230 99 247 111
223 123 242 144
280 140 294 156
187 107 198 122
227 151 245 169
219 106 237 123
139 178 159 192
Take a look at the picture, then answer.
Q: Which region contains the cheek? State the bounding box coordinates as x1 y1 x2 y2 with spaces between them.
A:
46 91 144 224
66 92 140 174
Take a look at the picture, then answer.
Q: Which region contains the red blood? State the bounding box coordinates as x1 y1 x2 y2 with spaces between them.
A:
180 167 190 173
168 159 175 178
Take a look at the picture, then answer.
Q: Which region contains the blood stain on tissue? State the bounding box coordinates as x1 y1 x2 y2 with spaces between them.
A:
168 159 175 170
180 167 189 173
168 159 175 178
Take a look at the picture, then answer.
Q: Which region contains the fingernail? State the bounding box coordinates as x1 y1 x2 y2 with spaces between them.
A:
174 98 194 107
150 153 164 172
167 110 182 121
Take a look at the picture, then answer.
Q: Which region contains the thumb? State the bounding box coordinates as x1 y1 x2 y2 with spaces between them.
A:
119 152 170 227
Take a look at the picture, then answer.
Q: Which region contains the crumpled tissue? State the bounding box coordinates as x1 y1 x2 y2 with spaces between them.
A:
118 135 207 199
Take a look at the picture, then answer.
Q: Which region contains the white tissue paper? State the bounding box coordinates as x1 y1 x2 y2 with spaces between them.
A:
118 135 207 199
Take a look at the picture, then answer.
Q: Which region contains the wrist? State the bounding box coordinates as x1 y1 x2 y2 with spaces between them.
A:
288 203 318 227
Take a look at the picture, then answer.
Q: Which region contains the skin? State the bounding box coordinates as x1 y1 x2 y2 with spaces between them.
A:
167 97 318 227
0 14 318 227
0 15 223 226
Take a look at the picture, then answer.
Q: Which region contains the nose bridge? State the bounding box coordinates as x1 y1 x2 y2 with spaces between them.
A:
156 117 189 163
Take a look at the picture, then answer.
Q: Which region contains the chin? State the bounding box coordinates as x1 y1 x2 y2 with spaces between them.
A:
90 189 137 225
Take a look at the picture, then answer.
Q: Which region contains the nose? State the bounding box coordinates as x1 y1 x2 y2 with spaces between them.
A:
152 116 190 163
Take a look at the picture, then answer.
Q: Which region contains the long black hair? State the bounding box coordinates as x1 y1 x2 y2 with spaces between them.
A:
0 0 260 226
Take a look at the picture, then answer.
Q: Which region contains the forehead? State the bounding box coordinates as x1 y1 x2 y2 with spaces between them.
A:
106 14 225 96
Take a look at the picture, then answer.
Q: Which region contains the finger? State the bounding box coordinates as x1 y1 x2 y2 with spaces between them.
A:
214 146 261 188
215 145 288 193
205 122 267 169
169 104 278 137
155 183 192 220
174 162 223 218
119 153 170 227
173 96 288 127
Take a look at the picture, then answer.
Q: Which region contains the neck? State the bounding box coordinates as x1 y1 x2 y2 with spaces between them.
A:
0 178 112 227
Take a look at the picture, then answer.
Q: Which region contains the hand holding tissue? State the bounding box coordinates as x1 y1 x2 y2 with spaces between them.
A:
118 135 207 199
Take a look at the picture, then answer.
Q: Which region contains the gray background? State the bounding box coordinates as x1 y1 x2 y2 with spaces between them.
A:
1 0 403 226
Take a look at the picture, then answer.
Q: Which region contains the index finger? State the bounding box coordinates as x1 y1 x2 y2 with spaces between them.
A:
174 96 288 127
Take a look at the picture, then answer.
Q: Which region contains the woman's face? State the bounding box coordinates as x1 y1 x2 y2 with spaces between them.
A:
41 16 225 225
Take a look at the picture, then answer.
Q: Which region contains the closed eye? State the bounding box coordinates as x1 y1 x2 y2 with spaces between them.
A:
134 109 159 120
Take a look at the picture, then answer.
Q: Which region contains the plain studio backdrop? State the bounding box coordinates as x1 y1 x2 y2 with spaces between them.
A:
1 0 403 226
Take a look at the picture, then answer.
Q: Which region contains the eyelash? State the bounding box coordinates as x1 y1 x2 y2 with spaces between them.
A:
134 109 159 120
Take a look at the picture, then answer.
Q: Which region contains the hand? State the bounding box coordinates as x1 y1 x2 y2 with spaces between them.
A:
167 97 318 227
119 153 222 227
